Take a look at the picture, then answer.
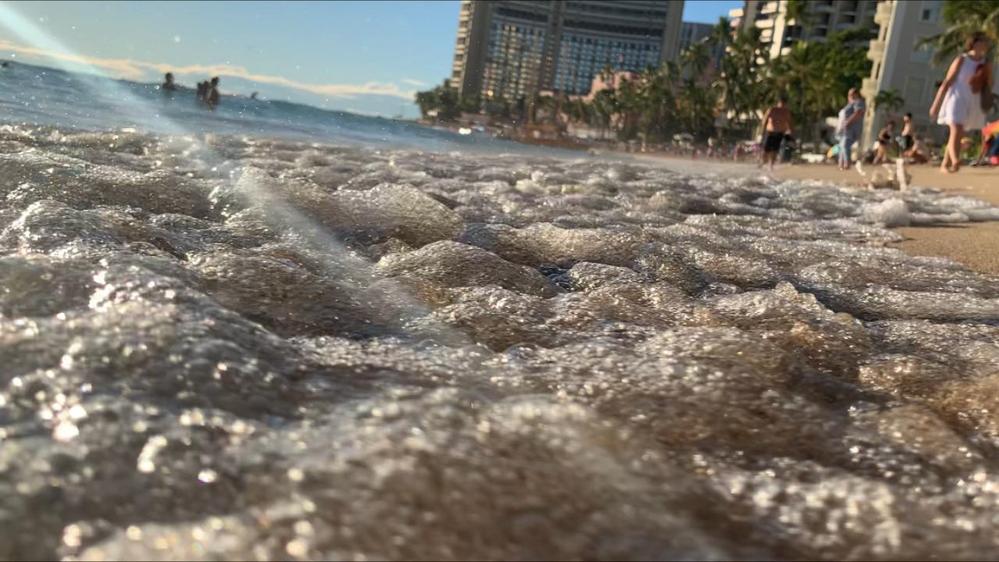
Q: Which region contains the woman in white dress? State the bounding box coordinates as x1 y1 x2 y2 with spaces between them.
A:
930 32 993 173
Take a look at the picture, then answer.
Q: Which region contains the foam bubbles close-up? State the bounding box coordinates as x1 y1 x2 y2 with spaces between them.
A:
1 125 999 560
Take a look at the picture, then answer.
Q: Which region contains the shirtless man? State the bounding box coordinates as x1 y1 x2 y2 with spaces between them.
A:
760 94 792 170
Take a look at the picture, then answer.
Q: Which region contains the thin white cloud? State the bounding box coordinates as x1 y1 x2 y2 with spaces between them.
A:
401 78 428 87
0 39 417 100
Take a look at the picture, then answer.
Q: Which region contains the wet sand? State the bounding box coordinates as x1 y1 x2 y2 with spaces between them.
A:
628 154 999 275
774 164 999 276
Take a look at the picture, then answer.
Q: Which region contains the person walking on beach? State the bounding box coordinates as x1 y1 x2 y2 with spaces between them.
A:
930 32 993 173
835 88 865 170
760 94 792 170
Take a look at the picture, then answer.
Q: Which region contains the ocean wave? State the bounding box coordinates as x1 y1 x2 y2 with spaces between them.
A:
1 124 999 560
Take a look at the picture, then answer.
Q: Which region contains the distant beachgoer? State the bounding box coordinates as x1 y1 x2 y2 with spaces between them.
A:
760 94 792 170
161 72 177 91
196 81 207 102
836 88 866 170
972 119 999 166
930 31 992 173
899 112 915 153
206 76 220 110
873 120 895 164
250 91 258 100
904 136 930 164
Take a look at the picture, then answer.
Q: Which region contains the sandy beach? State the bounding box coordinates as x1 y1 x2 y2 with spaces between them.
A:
628 153 999 275
774 164 999 275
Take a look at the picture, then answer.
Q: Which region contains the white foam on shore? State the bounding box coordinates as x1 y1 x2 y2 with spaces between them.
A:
2 126 999 561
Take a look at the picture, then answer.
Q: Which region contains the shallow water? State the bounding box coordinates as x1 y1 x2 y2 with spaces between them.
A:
0 61 564 155
1 122 999 561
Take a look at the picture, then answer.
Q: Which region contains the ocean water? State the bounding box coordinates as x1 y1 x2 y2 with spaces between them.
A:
2 61 999 560
0 61 531 152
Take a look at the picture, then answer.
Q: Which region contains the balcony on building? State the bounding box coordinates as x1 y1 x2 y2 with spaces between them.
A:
867 38 885 62
874 1 893 24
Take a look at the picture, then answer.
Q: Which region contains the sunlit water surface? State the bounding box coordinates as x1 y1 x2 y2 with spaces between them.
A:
2 62 999 560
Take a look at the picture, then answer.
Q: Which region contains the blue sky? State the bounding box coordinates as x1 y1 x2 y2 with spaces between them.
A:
1 1 741 117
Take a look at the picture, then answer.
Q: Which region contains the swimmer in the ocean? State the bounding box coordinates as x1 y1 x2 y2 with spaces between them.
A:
250 91 258 100
161 72 177 92
206 76 220 110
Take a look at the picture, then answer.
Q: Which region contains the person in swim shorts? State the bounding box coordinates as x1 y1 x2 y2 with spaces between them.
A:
760 94 792 170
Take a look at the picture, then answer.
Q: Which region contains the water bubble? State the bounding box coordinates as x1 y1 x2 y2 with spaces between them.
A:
52 420 79 442
197 469 218 484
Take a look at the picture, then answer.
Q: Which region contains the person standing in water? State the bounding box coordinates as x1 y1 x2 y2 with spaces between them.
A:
206 76 220 110
930 31 992 173
759 94 792 170
161 72 177 92
836 88 866 170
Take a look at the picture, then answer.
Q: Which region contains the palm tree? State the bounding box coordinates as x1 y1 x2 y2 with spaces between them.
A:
532 95 558 125
591 89 618 138
764 28 873 143
708 16 733 52
414 89 439 119
713 27 769 136
680 41 711 80
874 89 905 113
922 0 999 65
414 80 462 121
784 0 815 39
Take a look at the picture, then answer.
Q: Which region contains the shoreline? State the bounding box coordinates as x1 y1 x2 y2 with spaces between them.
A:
626 151 999 276
774 164 999 276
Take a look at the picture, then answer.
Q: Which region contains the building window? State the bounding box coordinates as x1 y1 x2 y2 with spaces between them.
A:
920 1 941 22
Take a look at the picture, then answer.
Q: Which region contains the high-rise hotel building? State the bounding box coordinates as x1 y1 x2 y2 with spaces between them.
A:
451 0 684 101
860 0 951 147
737 0 880 59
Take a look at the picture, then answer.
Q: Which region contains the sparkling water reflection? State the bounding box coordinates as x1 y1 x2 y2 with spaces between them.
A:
1 125 999 560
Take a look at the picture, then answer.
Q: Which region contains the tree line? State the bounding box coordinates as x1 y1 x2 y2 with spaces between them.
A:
416 1 999 145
